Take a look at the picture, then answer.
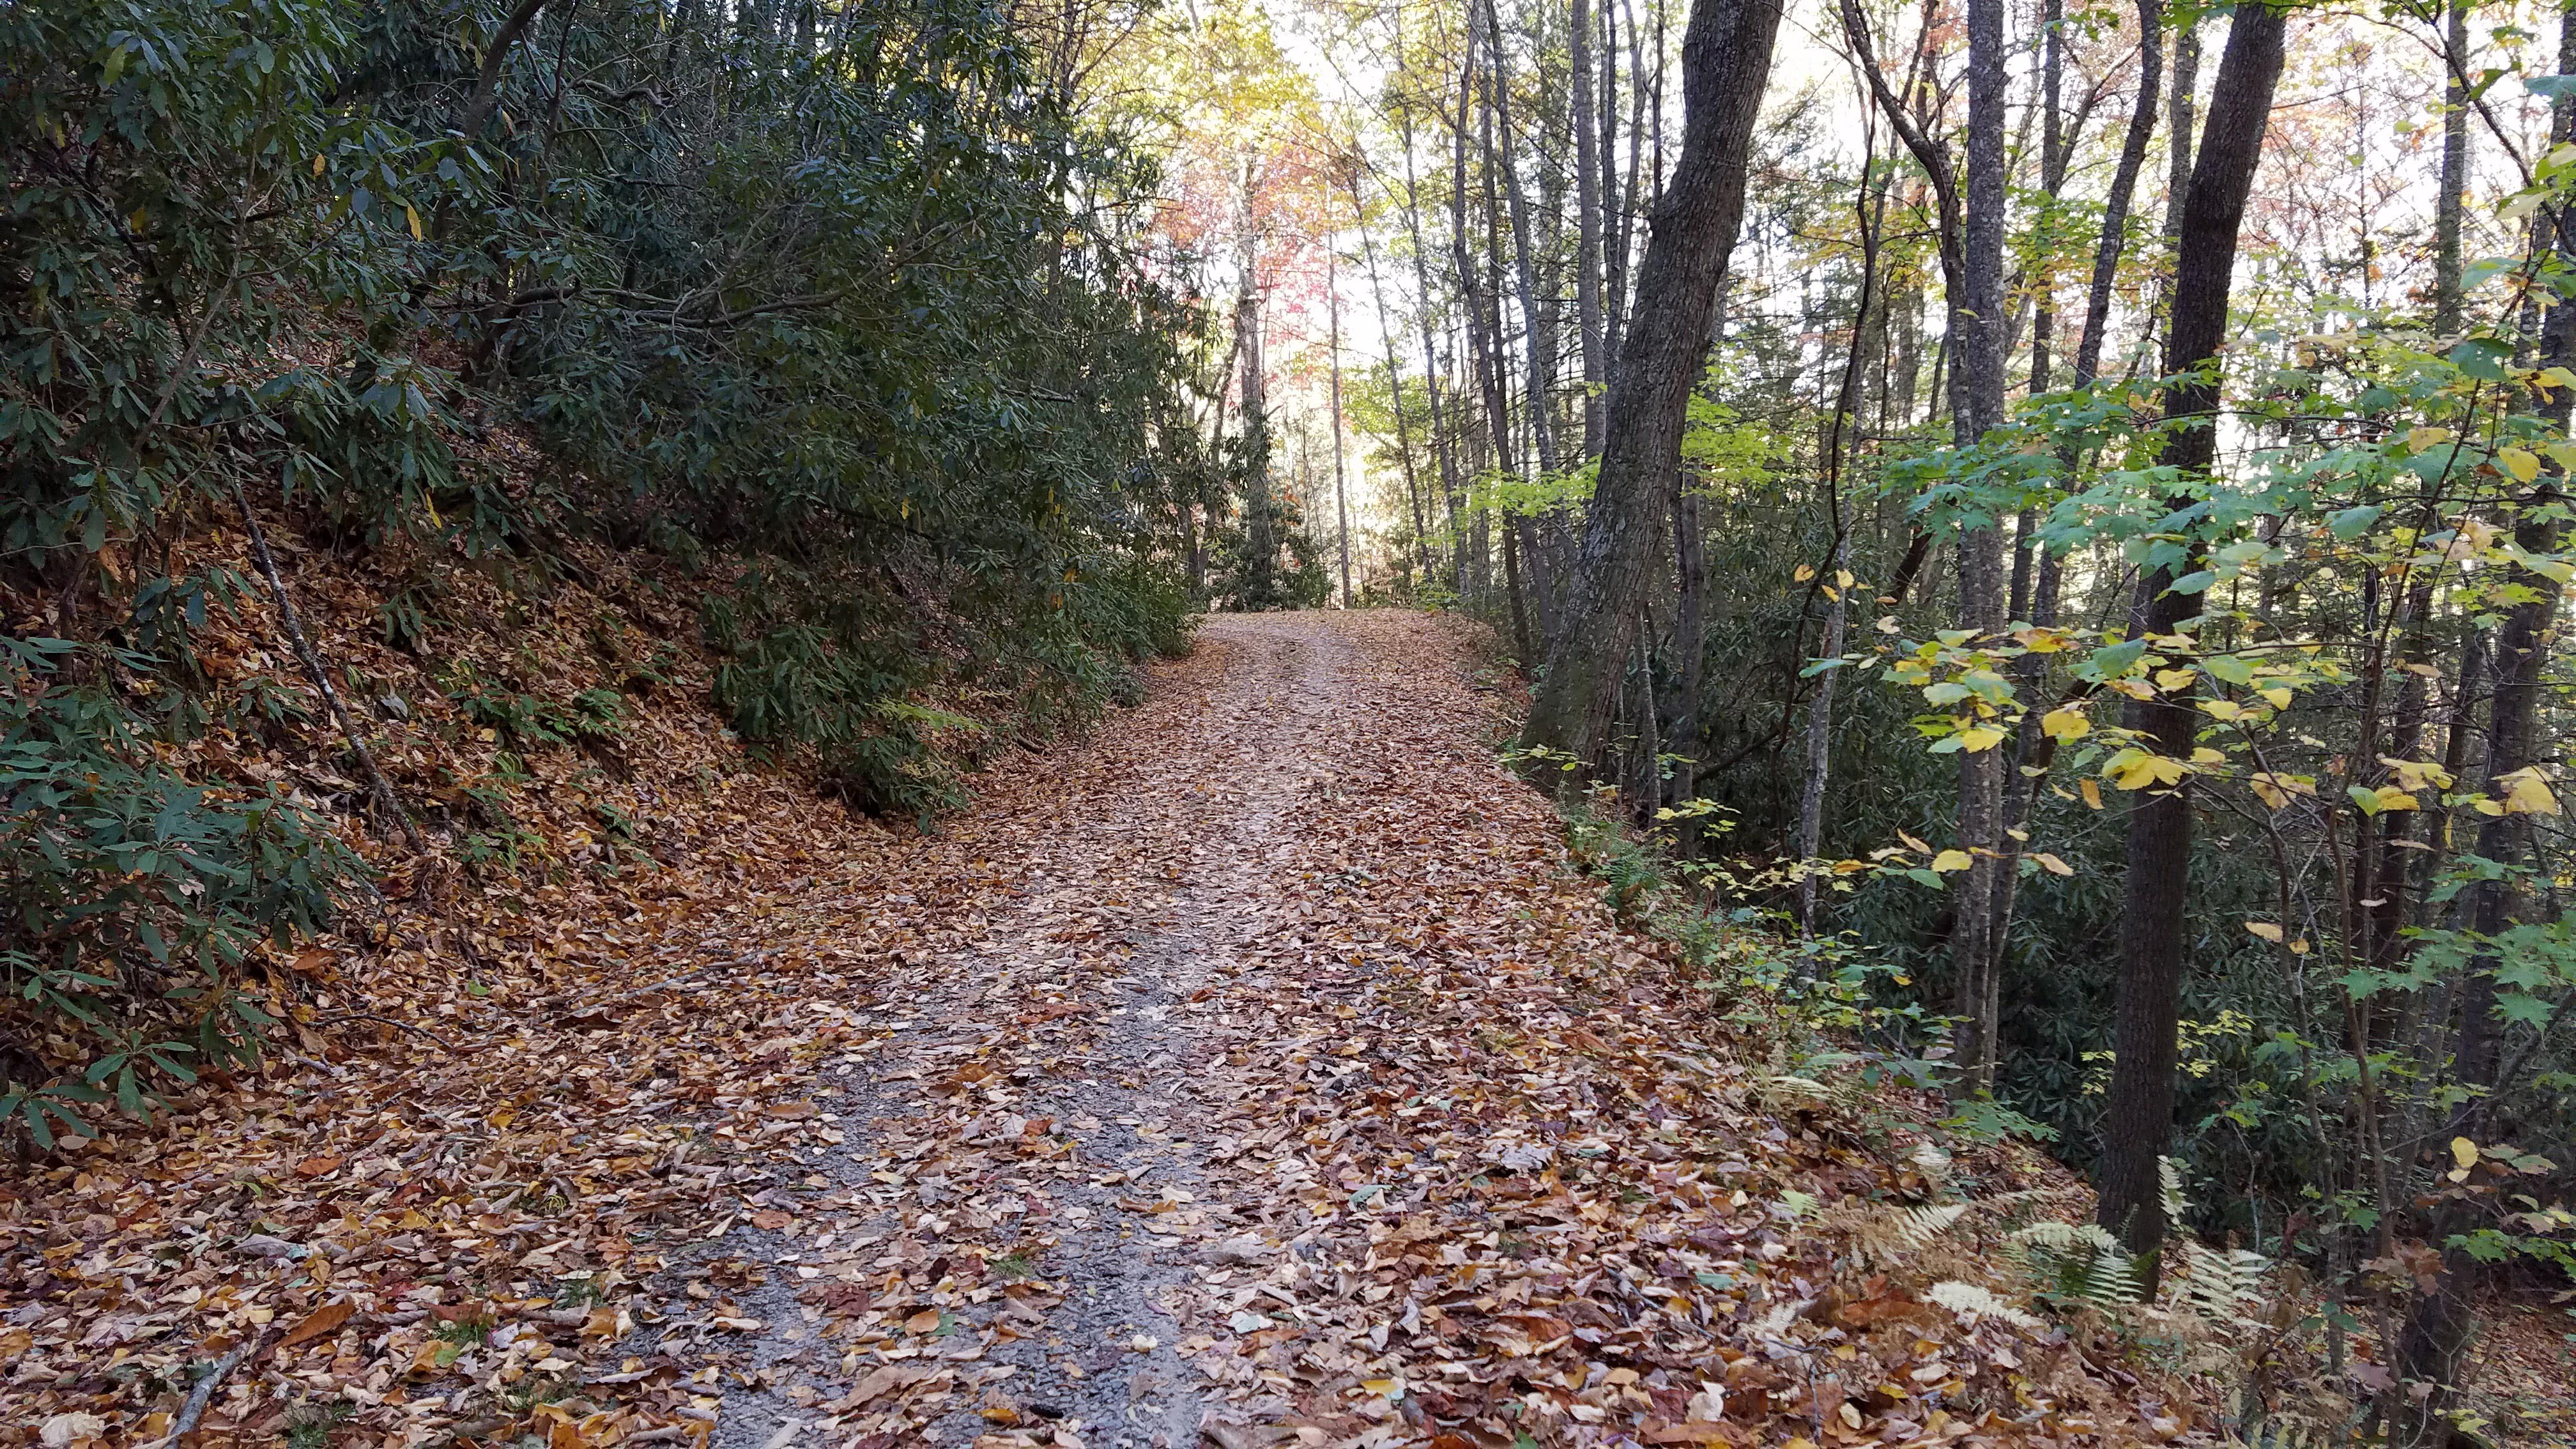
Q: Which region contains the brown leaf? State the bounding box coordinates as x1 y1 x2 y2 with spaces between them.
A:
279 1298 353 1351
293 1155 343 1177
765 1101 819 1120
751 1210 794 1230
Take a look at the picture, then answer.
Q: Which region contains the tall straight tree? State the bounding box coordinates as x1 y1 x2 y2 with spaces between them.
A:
2094 0 2289 1262
1327 215 1353 609
1390 6 1469 594
2395 1 2575 1404
1572 0 1607 455
1521 0 1786 767
1349 169 1435 576
2434 0 2469 335
1947 0 2012 1096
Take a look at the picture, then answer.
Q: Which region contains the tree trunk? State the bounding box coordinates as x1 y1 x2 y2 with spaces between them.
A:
2434 0 2469 335
1394 17 1469 596
1353 176 1436 578
1800 145 1888 933
1574 0 1608 456
2161 18 2201 271
2094 0 2288 1263
1237 234 1275 610
2073 0 2163 385
1942 0 2011 1096
1485 0 1561 479
1328 226 1354 609
1521 0 1786 769
2395 1 2573 1404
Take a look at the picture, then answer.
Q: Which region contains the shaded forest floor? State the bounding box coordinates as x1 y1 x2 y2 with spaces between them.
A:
9 612 2395 1449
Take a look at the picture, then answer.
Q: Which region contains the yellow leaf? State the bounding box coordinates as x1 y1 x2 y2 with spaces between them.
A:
2289 938 2312 956
1931 849 1973 873
1957 725 2007 752
2382 756 2455 792
1897 829 1933 854
2407 425 2457 452
2041 708 2090 740
312 152 326 176
2202 700 2244 721
2246 922 2284 943
405 204 422 240
2080 778 2103 810
1836 569 1856 590
2500 445 2542 484
1793 564 1816 581
2501 765 2559 815
2034 853 2073 877
2372 786 2418 813
2451 1137 2479 1170
2250 772 2309 806
2109 750 2187 791
2154 668 2197 693
2260 686 2292 709
2191 747 2227 763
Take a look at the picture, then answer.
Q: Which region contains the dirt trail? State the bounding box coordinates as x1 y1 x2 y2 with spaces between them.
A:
677 615 1404 1449
13 611 2158 1449
635 611 2148 1449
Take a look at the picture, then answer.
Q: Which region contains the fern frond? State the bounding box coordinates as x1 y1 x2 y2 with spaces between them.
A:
2168 1239 2267 1333
1893 1202 1972 1246
2005 1220 2144 1307
1923 1280 2044 1330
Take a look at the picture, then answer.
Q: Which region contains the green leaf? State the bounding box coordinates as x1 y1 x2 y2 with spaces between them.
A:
2328 505 2382 539
2495 990 2559 1027
2450 337 2512 381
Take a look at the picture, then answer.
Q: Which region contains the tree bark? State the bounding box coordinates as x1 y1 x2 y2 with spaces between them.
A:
2434 0 2469 335
1945 0 2012 1098
1521 0 1786 769
1574 0 1608 457
1393 12 1469 595
456 0 554 137
1236 232 1276 609
2095 0 2288 1263
1328 224 1354 609
2073 0 2163 386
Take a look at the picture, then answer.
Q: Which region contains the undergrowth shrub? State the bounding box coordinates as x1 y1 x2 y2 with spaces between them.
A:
1 641 355 1145
0 0 1211 1140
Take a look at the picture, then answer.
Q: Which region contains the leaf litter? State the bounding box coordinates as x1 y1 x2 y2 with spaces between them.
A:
6 611 2209 1449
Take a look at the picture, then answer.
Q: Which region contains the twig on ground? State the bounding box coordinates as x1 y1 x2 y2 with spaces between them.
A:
309 1013 466 1053
155 1332 264 1446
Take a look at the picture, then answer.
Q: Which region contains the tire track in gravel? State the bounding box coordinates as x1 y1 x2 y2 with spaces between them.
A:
665 616 1362 1449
